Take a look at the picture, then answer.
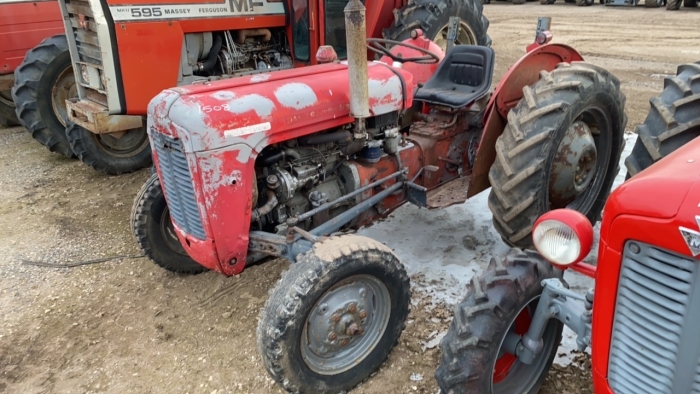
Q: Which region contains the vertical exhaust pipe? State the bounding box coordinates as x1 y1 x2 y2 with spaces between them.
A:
344 0 369 139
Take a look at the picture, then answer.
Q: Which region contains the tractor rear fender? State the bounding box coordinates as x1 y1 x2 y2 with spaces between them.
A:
466 43 583 198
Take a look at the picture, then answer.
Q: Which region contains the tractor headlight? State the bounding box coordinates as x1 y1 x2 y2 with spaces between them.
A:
532 209 593 266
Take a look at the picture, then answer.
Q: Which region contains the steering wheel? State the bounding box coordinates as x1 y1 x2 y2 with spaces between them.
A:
366 38 440 64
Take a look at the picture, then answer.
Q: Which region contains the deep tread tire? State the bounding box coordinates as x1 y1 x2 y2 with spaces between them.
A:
644 0 662 7
435 249 564 394
257 234 411 394
684 0 697 5
66 122 152 175
512 0 526 4
625 63 700 179
131 173 206 275
666 0 681 9
488 62 627 249
11 35 75 158
383 0 492 48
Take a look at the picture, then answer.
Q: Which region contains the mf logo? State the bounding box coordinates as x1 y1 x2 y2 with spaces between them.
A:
679 216 700 257
229 0 263 12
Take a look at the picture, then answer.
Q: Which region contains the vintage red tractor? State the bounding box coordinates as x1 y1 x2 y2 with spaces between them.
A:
1 0 76 157
132 6 626 392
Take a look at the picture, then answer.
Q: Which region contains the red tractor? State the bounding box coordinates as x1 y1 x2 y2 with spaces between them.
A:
56 0 490 175
434 61 700 394
133 6 626 392
1 0 76 157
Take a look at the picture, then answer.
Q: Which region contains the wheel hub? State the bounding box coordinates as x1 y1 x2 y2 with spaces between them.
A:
52 67 77 127
301 275 390 375
435 21 477 52
549 120 598 208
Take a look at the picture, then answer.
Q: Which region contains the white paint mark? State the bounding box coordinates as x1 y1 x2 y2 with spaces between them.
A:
227 94 275 117
212 91 236 100
251 74 271 83
329 89 333 96
274 83 318 109
368 76 403 115
224 122 271 138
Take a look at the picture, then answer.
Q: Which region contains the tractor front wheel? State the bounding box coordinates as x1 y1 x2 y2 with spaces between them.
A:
131 173 207 275
66 122 152 175
625 62 700 179
488 62 626 249
435 249 564 394
383 0 492 50
11 35 75 158
257 234 410 394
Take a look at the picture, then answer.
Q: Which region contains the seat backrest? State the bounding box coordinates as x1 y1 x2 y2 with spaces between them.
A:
447 52 487 90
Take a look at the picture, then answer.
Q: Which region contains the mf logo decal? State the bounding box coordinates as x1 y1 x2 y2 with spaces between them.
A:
679 216 700 257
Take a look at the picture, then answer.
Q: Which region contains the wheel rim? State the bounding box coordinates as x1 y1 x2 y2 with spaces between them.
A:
301 274 391 375
51 67 77 127
91 127 150 157
491 296 559 392
433 21 478 52
160 208 188 256
547 106 612 214
0 90 15 109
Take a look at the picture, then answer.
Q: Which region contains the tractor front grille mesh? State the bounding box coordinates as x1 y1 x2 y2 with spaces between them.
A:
65 0 102 66
608 241 699 394
152 133 206 240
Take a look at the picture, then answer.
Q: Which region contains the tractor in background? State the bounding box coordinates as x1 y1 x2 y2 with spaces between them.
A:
56 0 491 175
435 129 700 394
1 0 76 159
134 4 626 391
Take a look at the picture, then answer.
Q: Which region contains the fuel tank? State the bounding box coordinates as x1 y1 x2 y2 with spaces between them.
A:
148 61 416 157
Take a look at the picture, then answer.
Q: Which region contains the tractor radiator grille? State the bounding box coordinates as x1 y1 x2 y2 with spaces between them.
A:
152 133 206 240
608 241 700 394
65 0 102 66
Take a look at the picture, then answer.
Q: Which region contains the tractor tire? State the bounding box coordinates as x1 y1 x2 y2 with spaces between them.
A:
666 0 682 9
488 62 626 249
257 234 411 394
684 0 697 6
131 173 206 275
0 90 19 127
11 35 75 158
435 249 564 394
645 0 663 7
513 0 526 4
624 63 700 179
66 122 152 175
383 0 492 51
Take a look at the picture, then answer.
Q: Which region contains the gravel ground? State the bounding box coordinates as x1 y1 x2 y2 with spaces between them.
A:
1 3 699 393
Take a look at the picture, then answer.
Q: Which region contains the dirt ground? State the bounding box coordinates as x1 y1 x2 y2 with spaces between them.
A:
1 4 699 394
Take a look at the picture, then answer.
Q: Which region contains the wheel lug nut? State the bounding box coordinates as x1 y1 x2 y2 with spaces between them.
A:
348 303 356 313
341 339 349 346
359 311 367 319
329 332 337 341
332 314 341 323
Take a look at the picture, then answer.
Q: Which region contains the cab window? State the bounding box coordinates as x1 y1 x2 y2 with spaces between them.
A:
293 0 310 61
324 0 347 59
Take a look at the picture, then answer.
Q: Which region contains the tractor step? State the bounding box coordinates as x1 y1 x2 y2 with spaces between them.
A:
425 176 471 209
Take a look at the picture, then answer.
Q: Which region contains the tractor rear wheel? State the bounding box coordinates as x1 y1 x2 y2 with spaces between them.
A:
488 62 626 249
11 35 75 158
66 122 152 175
435 249 564 394
131 173 206 275
666 0 682 9
625 63 700 179
383 0 492 50
0 90 19 127
258 234 410 394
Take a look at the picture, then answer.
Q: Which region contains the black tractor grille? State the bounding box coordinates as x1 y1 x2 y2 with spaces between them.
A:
608 241 700 394
65 0 102 66
152 133 206 240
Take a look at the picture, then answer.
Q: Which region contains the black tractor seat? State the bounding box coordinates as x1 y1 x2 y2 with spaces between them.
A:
414 45 495 109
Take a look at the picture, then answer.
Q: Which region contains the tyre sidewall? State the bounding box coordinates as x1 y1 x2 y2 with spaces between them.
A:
36 50 73 135
536 86 624 224
418 0 486 45
274 255 409 392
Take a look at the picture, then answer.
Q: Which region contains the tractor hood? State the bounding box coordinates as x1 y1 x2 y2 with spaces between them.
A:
147 61 415 155
603 137 700 225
